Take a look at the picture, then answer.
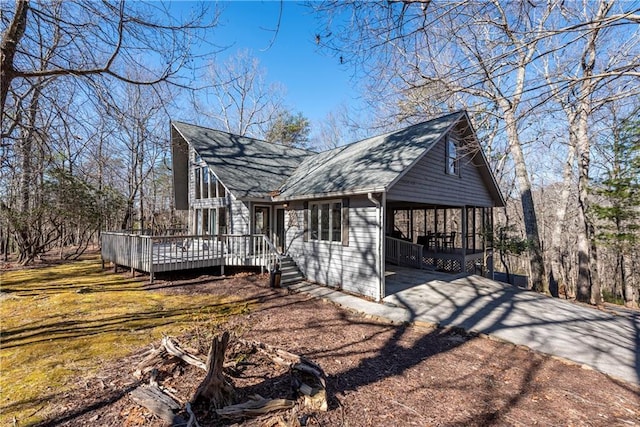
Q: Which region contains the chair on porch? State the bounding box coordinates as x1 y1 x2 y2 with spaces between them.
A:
442 231 456 252
418 232 436 251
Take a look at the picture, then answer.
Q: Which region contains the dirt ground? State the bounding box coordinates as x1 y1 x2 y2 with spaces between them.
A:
32 270 640 427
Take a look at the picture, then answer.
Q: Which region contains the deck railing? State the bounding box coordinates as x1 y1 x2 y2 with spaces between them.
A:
101 232 280 281
385 236 423 269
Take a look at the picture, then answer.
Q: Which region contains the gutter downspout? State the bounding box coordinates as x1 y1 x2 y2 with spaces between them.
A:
368 192 385 302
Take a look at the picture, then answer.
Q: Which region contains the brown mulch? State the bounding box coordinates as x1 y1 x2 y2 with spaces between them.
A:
34 271 640 427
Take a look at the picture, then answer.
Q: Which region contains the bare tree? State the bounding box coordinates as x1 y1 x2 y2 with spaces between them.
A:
313 0 551 292
313 1 640 302
98 81 172 231
194 49 286 138
0 0 218 263
540 0 640 304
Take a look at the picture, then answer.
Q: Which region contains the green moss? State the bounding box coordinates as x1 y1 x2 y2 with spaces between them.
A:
0 258 246 425
602 289 625 306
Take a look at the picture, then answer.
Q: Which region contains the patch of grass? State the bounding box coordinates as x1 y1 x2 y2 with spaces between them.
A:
602 289 625 306
0 258 247 425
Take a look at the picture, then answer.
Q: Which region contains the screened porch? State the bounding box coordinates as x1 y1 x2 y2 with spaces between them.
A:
385 203 494 274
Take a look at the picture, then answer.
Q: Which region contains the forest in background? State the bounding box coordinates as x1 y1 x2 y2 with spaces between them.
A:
1 0 638 307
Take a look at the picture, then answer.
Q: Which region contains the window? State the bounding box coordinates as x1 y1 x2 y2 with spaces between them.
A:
195 166 225 200
195 168 202 199
218 208 227 234
446 136 459 176
217 179 226 198
309 200 342 242
310 204 319 239
331 202 341 242
195 209 202 234
194 208 217 235
202 167 209 199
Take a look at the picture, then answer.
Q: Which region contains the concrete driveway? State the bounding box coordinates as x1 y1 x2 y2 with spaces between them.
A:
383 266 640 385
291 266 640 385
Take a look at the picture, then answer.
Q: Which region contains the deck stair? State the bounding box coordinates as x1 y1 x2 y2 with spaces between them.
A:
279 256 305 286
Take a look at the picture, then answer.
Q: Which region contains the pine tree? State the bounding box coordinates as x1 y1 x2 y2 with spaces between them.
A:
591 116 640 308
265 111 311 148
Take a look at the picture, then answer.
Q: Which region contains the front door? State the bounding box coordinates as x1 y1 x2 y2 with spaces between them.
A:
275 208 286 253
254 206 270 236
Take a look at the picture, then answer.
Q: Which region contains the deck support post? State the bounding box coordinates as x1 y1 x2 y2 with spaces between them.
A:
221 264 225 276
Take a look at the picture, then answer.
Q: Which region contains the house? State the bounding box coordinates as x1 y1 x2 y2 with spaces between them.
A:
101 111 503 300
166 110 505 301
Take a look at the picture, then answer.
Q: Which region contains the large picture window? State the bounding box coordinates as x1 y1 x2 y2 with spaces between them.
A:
194 208 218 235
309 200 342 242
195 165 226 200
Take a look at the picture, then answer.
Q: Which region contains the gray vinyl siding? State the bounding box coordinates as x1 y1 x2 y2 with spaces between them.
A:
286 195 381 300
387 132 494 206
228 197 250 235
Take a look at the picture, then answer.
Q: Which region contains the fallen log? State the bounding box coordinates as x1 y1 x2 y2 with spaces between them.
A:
216 395 295 419
134 347 169 379
162 336 207 371
130 385 185 425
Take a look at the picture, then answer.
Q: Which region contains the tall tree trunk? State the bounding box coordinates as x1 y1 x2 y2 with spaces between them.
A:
0 0 28 119
574 0 612 304
549 140 576 298
575 110 592 303
502 110 548 294
15 85 42 264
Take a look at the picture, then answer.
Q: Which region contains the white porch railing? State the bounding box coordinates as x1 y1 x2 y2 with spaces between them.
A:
385 236 423 269
101 232 280 282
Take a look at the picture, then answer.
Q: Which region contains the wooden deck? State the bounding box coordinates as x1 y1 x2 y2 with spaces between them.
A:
101 232 279 282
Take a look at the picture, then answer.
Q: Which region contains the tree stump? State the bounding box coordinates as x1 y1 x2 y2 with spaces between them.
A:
192 332 234 408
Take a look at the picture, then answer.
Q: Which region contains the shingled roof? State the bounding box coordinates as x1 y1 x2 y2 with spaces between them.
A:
171 111 503 205
172 121 314 199
277 111 464 199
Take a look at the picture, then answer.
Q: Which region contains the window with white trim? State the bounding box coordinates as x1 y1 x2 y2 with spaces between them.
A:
309 200 342 242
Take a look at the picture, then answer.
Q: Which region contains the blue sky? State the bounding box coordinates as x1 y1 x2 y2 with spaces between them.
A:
173 1 361 127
